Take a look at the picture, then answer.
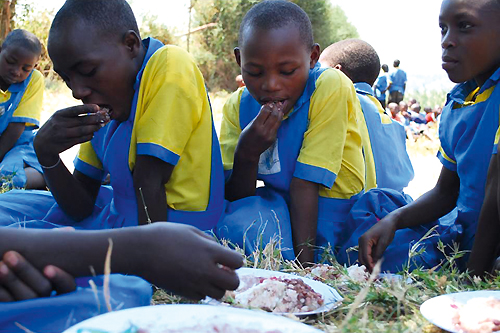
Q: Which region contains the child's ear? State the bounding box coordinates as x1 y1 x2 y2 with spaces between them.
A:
234 47 241 67
334 64 342 71
309 43 320 69
122 30 142 58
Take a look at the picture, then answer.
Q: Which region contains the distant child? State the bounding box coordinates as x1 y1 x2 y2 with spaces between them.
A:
235 74 245 88
356 0 500 272
373 64 391 109
0 29 45 189
0 0 224 230
319 38 414 193
216 0 366 264
388 59 407 104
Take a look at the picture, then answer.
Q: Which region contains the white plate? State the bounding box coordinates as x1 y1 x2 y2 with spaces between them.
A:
63 304 324 333
420 290 500 333
205 267 343 316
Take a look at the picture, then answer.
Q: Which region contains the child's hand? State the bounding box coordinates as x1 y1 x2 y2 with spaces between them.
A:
139 223 243 300
34 104 110 166
0 251 76 302
237 101 288 160
358 216 397 273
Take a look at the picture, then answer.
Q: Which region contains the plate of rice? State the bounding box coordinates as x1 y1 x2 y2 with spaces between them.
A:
420 290 500 333
63 304 324 333
205 267 343 316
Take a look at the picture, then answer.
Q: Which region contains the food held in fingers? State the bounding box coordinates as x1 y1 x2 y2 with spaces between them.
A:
97 107 111 127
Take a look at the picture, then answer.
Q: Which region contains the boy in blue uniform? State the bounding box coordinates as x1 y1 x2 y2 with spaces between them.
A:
319 39 414 193
388 59 407 104
374 64 391 109
217 0 366 264
0 29 45 189
358 0 500 272
0 0 224 230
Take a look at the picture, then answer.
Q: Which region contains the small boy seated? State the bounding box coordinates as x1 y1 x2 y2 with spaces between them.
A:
319 38 414 193
217 0 366 263
0 29 45 189
0 0 225 231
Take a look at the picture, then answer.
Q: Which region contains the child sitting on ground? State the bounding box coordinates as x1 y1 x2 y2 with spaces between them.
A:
0 0 224 230
0 29 45 189
356 0 500 272
216 0 366 264
319 38 414 193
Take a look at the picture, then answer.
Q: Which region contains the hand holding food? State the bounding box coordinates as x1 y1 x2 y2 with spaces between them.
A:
237 101 288 160
34 104 110 166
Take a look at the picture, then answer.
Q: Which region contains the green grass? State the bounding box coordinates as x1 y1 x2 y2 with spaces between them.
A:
152 238 500 333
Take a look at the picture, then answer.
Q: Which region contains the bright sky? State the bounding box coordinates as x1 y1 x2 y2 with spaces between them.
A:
40 0 452 92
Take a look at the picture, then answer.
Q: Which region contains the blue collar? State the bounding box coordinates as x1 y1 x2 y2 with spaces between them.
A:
448 66 500 104
290 62 327 116
354 82 374 96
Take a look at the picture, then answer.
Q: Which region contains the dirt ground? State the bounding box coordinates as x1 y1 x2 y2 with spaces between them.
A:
42 84 441 198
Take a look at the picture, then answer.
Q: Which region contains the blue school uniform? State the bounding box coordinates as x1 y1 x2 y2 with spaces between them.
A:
217 65 366 259
389 68 407 94
437 67 500 254
0 38 224 231
373 73 389 102
0 70 44 188
355 82 414 192
0 274 151 332
337 68 500 272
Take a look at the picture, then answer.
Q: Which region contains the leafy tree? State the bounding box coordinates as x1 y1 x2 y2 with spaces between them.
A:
192 0 358 91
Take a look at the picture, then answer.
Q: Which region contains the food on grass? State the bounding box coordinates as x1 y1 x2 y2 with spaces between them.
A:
224 275 324 313
451 297 500 333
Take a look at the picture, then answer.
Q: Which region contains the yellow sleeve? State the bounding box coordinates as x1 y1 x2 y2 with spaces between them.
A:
75 141 105 180
133 46 207 166
294 69 361 188
12 69 43 127
219 88 244 171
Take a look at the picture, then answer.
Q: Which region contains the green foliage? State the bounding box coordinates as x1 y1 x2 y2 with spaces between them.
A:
407 88 448 109
192 0 358 91
139 14 178 46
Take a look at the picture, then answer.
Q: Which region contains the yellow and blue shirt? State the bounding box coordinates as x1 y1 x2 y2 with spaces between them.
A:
75 39 223 229
220 64 365 248
355 82 414 192
437 66 500 251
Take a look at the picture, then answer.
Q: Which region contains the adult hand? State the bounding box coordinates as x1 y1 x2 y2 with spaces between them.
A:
358 215 398 272
139 223 243 300
0 251 76 302
34 104 110 166
237 101 287 160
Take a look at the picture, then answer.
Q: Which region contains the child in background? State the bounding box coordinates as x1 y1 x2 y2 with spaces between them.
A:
217 0 366 264
0 223 242 331
0 0 224 230
319 38 414 193
0 29 45 189
357 0 500 272
373 63 391 109
388 59 407 104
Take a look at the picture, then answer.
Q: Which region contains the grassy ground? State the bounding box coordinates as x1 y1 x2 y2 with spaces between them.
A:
43 83 479 332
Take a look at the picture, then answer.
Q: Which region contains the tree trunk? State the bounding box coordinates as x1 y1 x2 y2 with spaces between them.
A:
0 0 16 43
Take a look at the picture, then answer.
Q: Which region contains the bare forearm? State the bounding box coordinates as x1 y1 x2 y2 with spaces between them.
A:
393 167 459 230
290 178 319 264
225 148 259 201
41 164 97 221
0 227 146 278
134 182 167 225
0 123 25 161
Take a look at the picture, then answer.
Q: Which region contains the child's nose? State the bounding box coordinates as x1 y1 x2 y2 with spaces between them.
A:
441 30 455 49
70 80 91 100
262 75 281 92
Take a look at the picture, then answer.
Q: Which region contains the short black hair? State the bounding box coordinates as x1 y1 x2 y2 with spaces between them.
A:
2 29 41 56
381 64 389 72
394 59 400 67
320 39 380 86
49 0 140 42
239 0 313 49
